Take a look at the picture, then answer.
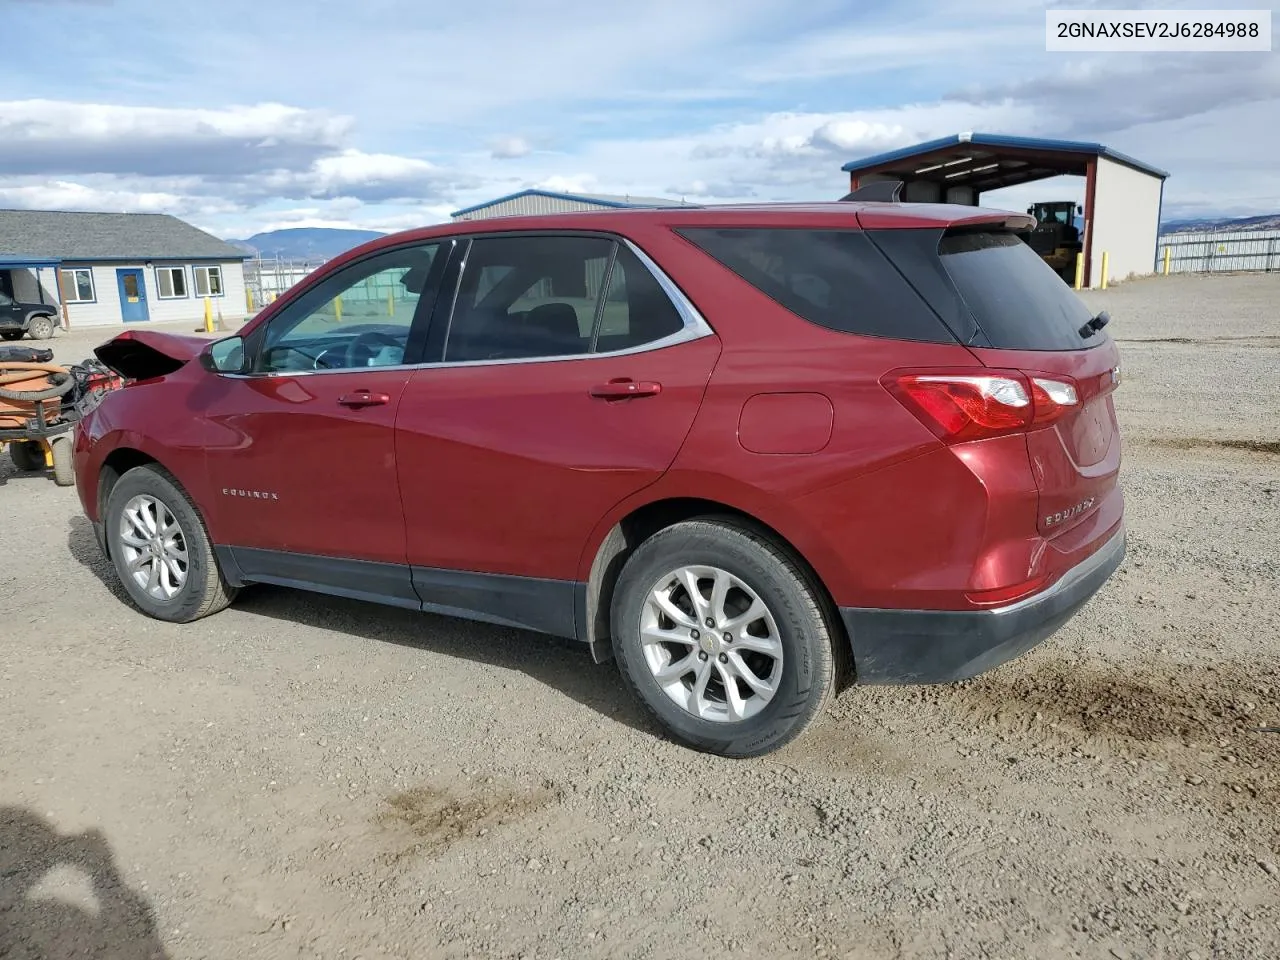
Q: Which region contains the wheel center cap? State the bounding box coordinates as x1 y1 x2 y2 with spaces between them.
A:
699 634 719 655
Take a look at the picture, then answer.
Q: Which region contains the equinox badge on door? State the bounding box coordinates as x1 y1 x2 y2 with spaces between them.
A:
222 488 280 501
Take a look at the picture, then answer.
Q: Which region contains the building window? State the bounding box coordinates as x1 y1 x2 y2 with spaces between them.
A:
193 265 224 298
156 266 188 299
58 268 96 303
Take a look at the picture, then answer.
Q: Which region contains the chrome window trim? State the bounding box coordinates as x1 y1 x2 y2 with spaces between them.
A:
217 234 714 378
621 238 714 340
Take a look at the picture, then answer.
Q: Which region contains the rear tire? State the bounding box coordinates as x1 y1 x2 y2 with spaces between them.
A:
49 436 74 486
104 464 238 622
27 316 56 340
0 330 23 341
8 440 44 471
610 517 839 757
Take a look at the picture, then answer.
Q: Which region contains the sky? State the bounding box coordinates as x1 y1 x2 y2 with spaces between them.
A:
0 0 1276 240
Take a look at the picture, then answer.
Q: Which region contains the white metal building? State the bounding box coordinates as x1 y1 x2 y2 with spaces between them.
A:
840 133 1169 288
451 189 693 221
0 210 249 329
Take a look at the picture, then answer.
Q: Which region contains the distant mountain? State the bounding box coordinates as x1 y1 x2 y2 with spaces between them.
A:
1161 213 1280 234
228 227 387 260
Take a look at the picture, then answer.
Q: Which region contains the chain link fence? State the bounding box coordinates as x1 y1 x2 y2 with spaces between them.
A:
242 256 328 310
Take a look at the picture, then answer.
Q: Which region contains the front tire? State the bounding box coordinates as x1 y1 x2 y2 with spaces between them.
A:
27 315 56 340
104 464 238 622
611 518 840 758
0 330 23 341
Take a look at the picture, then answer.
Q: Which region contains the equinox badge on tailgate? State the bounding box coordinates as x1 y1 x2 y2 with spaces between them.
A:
1045 497 1096 528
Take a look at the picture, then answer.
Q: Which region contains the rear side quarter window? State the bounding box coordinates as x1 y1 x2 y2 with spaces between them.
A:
675 227 958 344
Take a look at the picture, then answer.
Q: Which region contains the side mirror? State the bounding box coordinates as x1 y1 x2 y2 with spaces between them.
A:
202 335 246 374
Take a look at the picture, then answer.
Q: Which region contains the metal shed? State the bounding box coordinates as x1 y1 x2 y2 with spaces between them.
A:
451 189 693 221
840 133 1169 288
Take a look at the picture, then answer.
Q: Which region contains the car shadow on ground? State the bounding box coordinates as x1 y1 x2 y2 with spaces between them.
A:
0 806 171 960
66 516 659 739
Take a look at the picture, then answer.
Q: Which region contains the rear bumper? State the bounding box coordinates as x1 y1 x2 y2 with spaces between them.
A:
842 524 1125 684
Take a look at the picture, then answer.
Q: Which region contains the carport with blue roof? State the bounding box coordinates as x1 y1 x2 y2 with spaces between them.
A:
840 133 1169 288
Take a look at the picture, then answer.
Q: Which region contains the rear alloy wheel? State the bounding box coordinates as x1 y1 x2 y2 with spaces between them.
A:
105 464 238 622
611 518 840 757
27 316 56 340
641 565 784 723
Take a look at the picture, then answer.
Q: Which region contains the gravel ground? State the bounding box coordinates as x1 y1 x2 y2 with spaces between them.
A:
1 273 1278 960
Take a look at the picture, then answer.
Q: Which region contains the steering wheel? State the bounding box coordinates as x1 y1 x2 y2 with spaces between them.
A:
344 330 404 368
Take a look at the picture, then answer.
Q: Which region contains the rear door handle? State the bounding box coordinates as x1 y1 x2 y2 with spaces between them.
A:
589 380 662 400
337 390 390 408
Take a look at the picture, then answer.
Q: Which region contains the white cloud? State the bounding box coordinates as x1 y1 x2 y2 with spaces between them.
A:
490 137 532 160
0 178 238 217
299 150 458 202
0 100 349 176
533 174 603 194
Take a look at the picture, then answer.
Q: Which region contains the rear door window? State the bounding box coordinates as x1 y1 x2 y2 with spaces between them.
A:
675 227 958 343
445 235 612 362
934 230 1096 351
442 234 691 362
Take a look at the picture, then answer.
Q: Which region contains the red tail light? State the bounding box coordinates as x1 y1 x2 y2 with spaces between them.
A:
1029 376 1079 425
884 369 1079 443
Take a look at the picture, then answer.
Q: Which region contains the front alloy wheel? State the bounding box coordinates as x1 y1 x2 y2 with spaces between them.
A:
117 493 189 601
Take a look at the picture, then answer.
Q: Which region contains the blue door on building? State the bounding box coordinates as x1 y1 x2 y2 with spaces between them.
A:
116 268 150 322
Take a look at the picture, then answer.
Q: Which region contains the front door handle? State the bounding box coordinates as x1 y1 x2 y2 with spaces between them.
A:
337 390 390 408
589 380 662 400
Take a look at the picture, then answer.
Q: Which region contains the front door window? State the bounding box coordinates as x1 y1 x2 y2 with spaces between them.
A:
257 243 442 373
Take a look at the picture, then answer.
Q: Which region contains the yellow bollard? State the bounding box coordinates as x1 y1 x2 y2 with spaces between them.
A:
1073 253 1084 291
269 292 278 304
334 295 343 323
387 290 395 317
1099 251 1110 290
203 297 214 333
1162 247 1171 276
246 288 255 311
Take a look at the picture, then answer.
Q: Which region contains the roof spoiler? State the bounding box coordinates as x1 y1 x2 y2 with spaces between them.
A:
839 179 904 203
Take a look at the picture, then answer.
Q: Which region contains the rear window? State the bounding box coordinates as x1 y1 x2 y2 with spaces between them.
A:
935 230 1096 351
676 227 957 343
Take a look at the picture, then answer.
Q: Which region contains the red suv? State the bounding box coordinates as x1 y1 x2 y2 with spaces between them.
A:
75 199 1124 757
